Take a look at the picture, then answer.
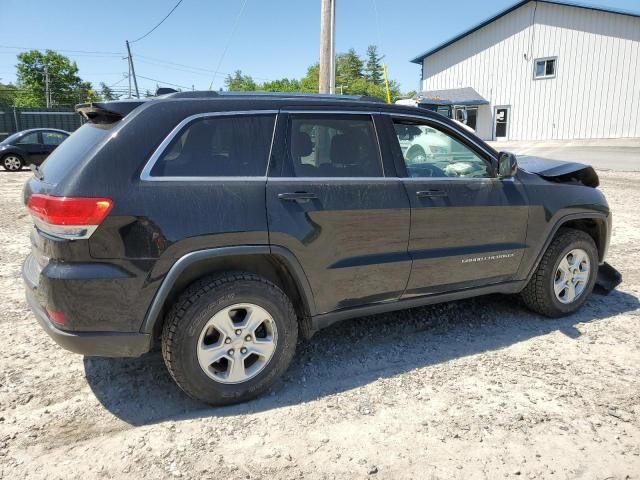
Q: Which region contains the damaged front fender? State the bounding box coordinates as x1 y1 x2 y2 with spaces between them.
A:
517 156 600 188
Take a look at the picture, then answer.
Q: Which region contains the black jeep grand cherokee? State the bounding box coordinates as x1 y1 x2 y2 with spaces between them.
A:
22 91 620 405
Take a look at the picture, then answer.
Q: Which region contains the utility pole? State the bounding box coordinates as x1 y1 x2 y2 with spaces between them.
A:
319 0 336 94
125 40 140 99
127 57 132 98
44 65 51 108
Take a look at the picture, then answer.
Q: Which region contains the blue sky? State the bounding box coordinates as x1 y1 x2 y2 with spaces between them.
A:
1 0 638 94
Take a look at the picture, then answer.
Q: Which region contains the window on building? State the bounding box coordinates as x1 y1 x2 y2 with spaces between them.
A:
150 114 275 177
534 57 556 79
466 108 478 130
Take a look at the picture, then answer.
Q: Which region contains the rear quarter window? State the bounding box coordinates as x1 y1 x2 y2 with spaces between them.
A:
147 113 276 178
40 123 116 184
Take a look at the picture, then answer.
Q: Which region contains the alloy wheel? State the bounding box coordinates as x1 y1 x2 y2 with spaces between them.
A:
3 156 22 171
553 248 591 304
197 303 278 384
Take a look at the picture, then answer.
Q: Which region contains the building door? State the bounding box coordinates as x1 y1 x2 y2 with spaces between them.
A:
494 106 510 140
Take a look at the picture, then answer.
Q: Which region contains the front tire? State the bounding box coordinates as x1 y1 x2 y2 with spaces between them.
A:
161 272 298 406
2 154 24 171
521 228 598 317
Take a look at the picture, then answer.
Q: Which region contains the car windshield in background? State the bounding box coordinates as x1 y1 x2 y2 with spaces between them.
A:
39 123 116 184
1 132 23 144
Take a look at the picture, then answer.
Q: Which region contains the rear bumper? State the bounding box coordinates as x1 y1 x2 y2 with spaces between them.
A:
23 259 151 357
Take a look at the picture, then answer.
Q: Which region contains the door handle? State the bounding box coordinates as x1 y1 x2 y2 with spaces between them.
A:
416 189 448 198
277 192 318 201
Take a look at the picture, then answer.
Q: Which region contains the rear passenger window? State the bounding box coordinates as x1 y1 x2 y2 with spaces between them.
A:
17 133 39 144
150 114 275 177
287 114 382 177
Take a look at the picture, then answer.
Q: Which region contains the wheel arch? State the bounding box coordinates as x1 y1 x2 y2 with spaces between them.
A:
526 212 609 284
140 246 316 338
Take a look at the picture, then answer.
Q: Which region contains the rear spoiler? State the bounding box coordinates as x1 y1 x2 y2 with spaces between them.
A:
76 99 148 122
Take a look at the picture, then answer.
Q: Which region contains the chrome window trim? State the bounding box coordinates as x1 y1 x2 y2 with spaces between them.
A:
268 177 399 182
140 110 278 182
268 176 512 183
283 110 386 178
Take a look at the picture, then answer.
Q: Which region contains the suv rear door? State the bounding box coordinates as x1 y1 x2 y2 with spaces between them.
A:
266 110 411 314
385 114 529 296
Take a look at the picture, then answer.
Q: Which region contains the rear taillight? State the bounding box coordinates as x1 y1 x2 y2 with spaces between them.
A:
27 194 113 240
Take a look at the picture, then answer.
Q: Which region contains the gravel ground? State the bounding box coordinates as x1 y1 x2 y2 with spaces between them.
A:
1 170 639 480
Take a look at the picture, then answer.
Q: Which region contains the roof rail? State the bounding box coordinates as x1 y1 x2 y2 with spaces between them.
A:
160 90 220 99
160 90 385 102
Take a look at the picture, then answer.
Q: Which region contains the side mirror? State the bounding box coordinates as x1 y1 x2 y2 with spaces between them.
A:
498 151 518 177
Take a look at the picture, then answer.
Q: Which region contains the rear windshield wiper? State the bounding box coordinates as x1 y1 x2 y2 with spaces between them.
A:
30 163 44 180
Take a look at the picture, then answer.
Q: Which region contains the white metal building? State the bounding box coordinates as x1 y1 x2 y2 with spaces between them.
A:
409 0 640 141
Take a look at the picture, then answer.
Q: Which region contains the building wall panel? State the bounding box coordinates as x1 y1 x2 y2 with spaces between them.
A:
421 2 640 140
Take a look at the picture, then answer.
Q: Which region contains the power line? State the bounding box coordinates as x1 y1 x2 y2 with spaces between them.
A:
0 44 123 56
208 0 249 90
107 75 130 88
130 0 185 44
136 75 190 90
134 54 273 81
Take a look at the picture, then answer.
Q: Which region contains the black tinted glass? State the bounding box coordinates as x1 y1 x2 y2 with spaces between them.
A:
287 114 381 178
40 123 115 184
151 114 275 177
17 133 39 144
42 132 67 145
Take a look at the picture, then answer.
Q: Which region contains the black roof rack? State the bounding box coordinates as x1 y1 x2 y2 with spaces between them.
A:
161 90 385 103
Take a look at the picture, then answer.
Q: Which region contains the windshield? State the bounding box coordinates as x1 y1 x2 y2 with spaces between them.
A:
1 132 25 144
39 122 118 184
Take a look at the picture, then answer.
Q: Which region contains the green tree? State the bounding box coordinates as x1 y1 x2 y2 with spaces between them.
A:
15 49 97 107
336 48 364 88
299 63 320 93
77 81 99 104
221 46 402 102
259 78 301 92
365 45 383 85
0 82 18 106
99 82 119 101
225 70 257 91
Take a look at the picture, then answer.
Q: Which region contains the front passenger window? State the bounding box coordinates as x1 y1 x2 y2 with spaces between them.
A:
393 120 492 179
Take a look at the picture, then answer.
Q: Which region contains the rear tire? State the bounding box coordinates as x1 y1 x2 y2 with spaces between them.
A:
161 272 298 406
2 154 23 171
521 228 598 317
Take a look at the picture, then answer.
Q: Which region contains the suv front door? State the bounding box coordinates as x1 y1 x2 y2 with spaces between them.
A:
267 111 412 314
387 115 529 297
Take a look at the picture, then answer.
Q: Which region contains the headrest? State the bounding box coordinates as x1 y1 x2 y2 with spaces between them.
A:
291 131 313 158
330 133 359 164
182 121 212 153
